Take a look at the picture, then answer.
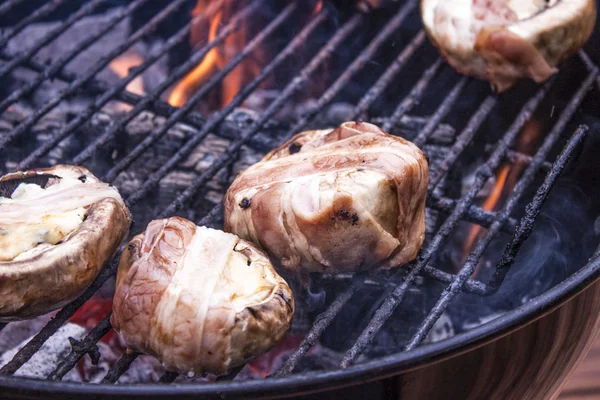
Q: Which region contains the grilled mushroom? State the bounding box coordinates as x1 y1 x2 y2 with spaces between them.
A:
224 121 429 281
0 165 131 321
111 217 294 376
421 0 597 91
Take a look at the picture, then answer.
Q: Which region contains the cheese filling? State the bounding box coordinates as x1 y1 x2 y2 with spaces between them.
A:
0 175 122 261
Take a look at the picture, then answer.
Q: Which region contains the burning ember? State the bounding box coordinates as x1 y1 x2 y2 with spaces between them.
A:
242 335 306 379
464 118 543 275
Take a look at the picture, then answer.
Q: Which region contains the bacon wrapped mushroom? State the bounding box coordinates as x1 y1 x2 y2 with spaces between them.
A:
421 0 596 91
111 217 294 376
0 165 131 321
224 121 429 281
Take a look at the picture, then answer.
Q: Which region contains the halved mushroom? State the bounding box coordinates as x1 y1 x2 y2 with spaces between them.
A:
111 217 294 376
224 121 429 281
0 165 131 321
421 0 597 91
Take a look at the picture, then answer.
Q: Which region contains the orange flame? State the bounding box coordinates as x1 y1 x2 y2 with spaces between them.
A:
109 51 145 96
169 11 223 107
464 118 542 276
168 0 267 110
463 165 510 258
220 17 246 107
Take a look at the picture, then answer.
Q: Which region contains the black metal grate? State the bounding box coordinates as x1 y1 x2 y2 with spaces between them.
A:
0 0 598 391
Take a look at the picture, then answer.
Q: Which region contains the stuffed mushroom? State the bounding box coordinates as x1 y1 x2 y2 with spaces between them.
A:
0 165 131 321
224 121 429 281
111 217 294 376
421 0 597 91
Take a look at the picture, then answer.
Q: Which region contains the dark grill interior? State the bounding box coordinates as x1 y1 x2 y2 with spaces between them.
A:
0 0 599 394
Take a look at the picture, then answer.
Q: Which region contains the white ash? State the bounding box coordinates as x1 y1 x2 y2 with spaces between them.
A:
0 323 85 381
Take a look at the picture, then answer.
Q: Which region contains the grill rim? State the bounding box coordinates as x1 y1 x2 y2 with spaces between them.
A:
0 254 598 399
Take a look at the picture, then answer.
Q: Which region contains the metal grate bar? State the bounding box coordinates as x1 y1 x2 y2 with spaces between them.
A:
273 283 359 376
0 0 108 81
0 0 27 18
101 352 139 384
74 1 294 166
413 76 469 147
422 264 486 293
382 58 443 132
16 0 239 170
157 13 364 217
100 0 287 182
119 7 330 205
197 204 225 228
0 0 68 48
340 80 554 367
350 30 426 120
579 50 600 91
0 0 189 155
0 0 148 115
47 313 113 381
427 195 517 233
429 95 498 189
503 149 552 172
282 0 418 142
407 126 588 349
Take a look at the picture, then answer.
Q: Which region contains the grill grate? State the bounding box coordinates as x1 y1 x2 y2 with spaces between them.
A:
0 0 598 391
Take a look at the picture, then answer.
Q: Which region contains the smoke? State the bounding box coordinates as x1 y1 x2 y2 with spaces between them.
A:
452 127 600 332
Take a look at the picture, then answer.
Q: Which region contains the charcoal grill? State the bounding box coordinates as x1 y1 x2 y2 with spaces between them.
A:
0 0 599 398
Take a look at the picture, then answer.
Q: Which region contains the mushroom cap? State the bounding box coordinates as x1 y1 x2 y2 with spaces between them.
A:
111 217 294 376
224 121 429 281
420 0 597 91
0 165 131 321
